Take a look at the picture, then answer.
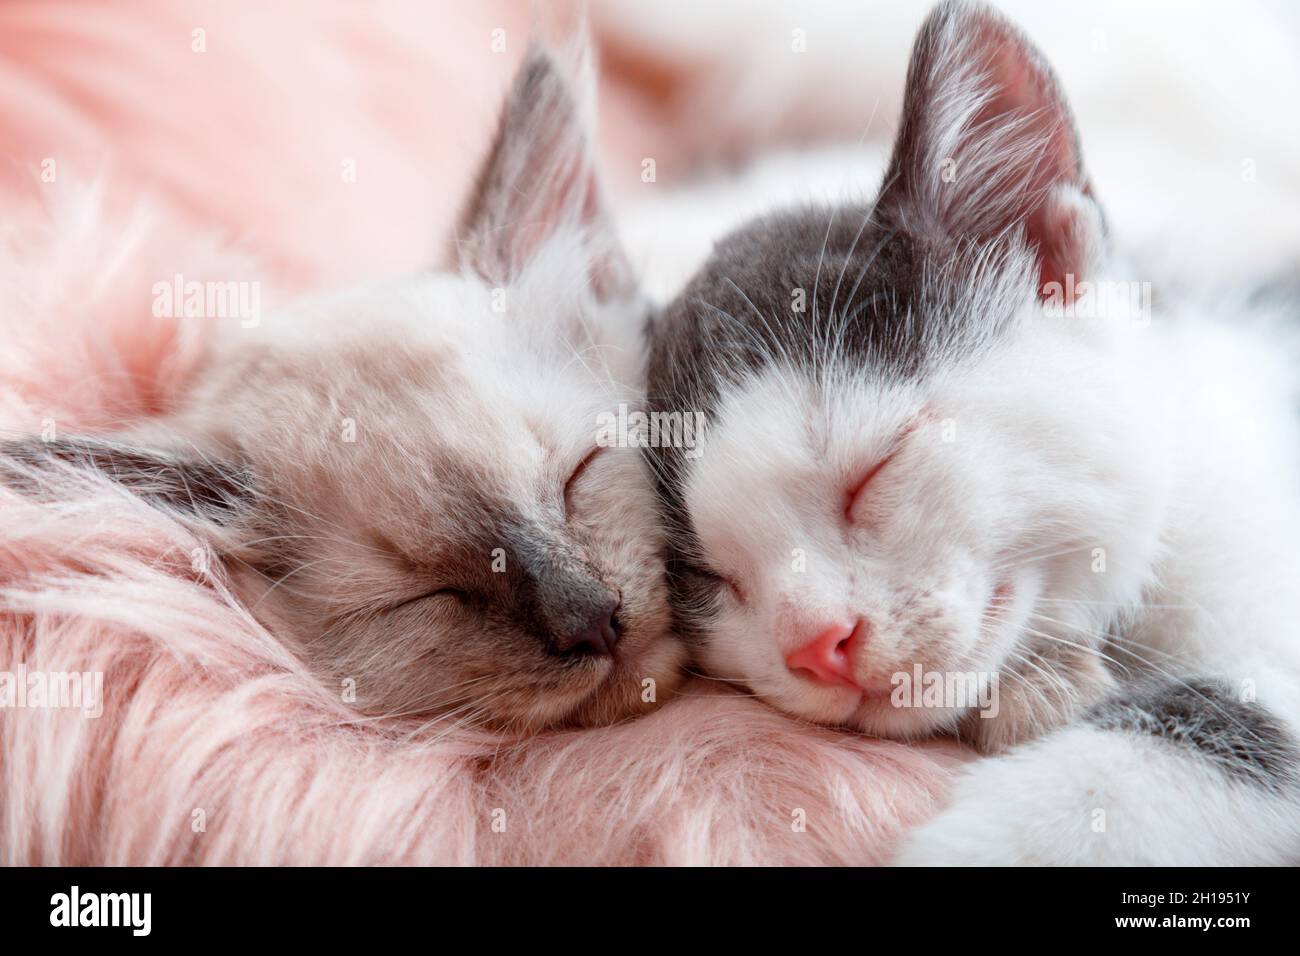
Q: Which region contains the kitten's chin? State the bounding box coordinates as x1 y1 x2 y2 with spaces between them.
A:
559 581 686 727
762 684 962 740
565 634 688 728
348 617 685 736
847 695 966 741
490 618 687 733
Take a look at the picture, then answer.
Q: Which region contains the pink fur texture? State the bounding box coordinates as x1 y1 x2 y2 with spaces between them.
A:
0 3 959 865
0 0 535 288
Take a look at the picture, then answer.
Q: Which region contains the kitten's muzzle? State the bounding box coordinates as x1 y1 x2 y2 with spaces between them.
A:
550 595 622 658
507 526 624 659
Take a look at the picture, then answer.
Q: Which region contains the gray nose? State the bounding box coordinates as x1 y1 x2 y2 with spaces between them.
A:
501 522 623 658
551 596 621 657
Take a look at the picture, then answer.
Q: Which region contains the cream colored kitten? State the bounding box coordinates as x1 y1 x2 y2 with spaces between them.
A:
5 47 685 733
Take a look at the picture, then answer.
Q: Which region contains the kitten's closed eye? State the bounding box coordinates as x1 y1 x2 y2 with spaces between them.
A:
844 416 927 522
390 588 468 613
681 563 745 605
563 447 604 518
844 449 900 521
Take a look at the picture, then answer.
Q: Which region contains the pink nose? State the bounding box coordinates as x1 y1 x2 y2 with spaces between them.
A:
785 621 861 689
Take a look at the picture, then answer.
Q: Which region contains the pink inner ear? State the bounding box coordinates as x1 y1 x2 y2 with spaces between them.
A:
454 46 632 301
1033 189 1097 302
972 24 1091 298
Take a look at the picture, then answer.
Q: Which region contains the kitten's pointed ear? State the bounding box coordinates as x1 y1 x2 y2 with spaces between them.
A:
1 437 252 525
878 0 1103 297
452 44 632 301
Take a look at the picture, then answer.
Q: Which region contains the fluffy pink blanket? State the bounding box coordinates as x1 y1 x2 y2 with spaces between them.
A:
0 0 958 865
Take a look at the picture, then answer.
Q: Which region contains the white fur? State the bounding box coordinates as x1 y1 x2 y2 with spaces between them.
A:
897 720 1300 865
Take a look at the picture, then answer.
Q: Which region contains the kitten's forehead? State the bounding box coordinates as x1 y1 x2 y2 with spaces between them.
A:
682 371 920 551
649 204 1027 421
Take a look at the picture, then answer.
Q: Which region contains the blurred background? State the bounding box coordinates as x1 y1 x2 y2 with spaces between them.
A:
1 0 1297 299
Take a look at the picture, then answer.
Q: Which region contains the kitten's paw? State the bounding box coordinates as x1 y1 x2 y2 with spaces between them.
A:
959 644 1114 754
894 721 1297 866
893 775 1055 866
898 727 1133 866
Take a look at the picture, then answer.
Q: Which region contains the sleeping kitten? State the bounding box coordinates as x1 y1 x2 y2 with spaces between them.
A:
646 0 1300 863
4 47 684 733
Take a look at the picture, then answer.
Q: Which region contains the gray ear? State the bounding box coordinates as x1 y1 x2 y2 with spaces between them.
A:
1 436 252 524
452 44 632 301
878 0 1103 297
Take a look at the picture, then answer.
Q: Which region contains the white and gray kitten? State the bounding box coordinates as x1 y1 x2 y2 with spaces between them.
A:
647 0 1300 863
6 48 685 733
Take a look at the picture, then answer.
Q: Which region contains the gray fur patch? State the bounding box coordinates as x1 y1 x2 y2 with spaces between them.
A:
646 204 997 421
1 436 252 524
1087 678 1299 790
